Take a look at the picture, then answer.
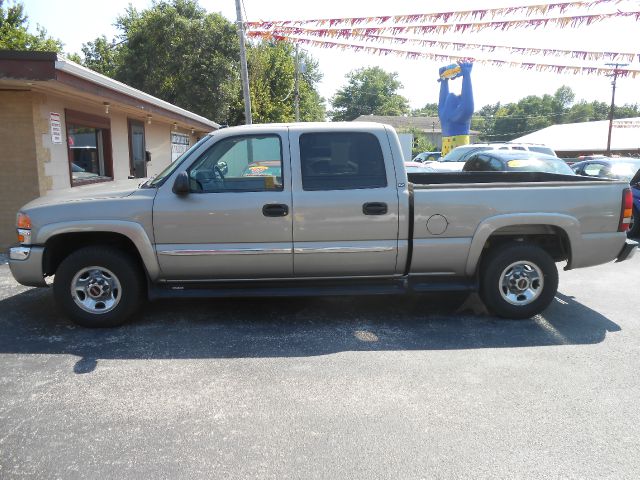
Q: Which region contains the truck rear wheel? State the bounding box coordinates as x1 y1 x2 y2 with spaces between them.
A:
53 246 144 328
480 244 558 319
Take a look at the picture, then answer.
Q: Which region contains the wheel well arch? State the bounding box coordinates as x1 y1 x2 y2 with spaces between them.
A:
43 232 146 277
478 225 572 270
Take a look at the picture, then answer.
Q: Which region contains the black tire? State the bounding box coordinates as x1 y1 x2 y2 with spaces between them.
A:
53 246 144 328
628 205 640 238
480 243 558 319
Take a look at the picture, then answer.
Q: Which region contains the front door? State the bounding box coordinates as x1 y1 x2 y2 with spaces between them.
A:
129 120 146 178
153 130 293 280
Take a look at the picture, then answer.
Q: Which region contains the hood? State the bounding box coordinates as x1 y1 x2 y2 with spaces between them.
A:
21 178 145 210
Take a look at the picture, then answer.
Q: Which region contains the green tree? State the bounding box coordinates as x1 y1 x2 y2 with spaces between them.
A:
228 41 325 124
0 1 62 51
615 103 640 118
412 103 439 117
79 35 122 77
564 100 595 123
73 1 325 125
112 0 239 123
397 127 437 156
330 67 410 121
296 50 326 122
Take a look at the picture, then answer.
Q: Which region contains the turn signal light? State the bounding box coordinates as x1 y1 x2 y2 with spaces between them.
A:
619 188 633 232
16 213 32 245
17 212 31 229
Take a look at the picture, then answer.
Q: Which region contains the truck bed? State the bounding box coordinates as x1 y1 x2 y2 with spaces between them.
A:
407 171 609 185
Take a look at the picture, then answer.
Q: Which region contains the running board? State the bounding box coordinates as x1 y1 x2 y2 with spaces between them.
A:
148 277 476 300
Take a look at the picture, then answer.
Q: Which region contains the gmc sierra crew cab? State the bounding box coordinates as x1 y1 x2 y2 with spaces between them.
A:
8 123 637 327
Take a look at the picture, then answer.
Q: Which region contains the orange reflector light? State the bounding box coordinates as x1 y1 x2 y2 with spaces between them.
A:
18 234 25 243
17 213 31 229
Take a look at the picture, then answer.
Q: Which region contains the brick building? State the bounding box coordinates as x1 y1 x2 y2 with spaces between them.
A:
0 51 219 249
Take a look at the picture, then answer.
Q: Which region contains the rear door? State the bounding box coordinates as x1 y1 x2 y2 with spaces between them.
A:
289 127 400 277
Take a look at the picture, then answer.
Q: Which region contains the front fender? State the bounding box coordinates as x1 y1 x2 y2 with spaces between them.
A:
35 220 161 280
464 213 581 276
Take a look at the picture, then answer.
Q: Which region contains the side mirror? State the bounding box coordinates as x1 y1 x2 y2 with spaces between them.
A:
218 161 228 176
172 171 190 195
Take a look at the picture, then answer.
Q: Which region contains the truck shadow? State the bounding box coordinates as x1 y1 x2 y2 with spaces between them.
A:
0 288 620 374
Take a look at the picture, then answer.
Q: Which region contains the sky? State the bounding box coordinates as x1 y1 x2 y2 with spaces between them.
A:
20 0 640 115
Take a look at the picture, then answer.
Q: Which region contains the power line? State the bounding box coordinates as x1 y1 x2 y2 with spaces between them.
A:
479 127 544 137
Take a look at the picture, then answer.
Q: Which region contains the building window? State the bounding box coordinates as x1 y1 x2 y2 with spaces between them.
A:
65 109 113 186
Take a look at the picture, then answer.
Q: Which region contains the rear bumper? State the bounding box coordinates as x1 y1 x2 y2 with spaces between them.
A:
8 246 47 287
615 240 638 263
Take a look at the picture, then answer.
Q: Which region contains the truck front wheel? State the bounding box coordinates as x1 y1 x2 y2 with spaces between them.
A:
480 244 558 319
53 246 144 328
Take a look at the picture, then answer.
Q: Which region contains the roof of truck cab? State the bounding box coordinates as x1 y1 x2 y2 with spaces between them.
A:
208 122 392 134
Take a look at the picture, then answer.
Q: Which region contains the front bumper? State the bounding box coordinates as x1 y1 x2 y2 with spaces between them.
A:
8 246 47 287
615 240 638 263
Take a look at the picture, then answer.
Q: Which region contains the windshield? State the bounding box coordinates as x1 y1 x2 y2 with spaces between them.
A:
146 135 211 187
608 161 640 181
505 157 574 175
441 146 485 162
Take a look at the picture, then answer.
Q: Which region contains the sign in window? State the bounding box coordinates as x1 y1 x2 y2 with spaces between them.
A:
171 132 190 162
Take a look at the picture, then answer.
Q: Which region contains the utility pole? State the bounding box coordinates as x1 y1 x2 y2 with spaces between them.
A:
294 44 300 122
605 62 628 155
235 0 252 125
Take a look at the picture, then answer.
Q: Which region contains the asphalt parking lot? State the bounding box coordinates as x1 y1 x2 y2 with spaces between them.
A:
1 251 639 479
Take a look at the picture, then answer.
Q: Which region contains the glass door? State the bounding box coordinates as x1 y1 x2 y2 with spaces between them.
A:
128 120 146 178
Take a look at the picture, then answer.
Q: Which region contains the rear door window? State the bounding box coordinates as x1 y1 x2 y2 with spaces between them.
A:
299 132 387 191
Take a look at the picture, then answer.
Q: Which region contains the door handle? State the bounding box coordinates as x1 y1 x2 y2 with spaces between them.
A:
362 202 388 215
262 204 289 217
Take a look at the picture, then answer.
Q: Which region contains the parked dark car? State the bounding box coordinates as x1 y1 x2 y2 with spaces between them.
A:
571 157 640 237
463 151 575 175
433 142 557 172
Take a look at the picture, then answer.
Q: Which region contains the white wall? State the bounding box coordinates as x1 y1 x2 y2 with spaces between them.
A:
397 133 413 162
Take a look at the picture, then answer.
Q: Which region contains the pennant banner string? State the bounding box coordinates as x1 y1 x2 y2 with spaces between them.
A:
250 27 638 63
246 0 625 28
261 33 640 78
248 10 640 36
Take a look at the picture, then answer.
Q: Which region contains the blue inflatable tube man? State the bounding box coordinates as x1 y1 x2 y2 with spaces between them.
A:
438 61 474 156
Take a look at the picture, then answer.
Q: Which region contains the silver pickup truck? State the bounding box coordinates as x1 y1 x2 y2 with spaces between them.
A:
8 122 636 327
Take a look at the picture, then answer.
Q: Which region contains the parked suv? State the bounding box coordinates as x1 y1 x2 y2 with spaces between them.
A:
429 142 557 171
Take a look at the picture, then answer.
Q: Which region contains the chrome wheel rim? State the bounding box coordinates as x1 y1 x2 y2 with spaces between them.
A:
71 266 121 314
499 261 544 306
